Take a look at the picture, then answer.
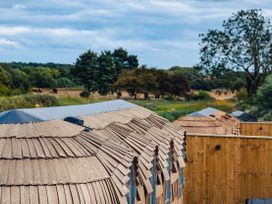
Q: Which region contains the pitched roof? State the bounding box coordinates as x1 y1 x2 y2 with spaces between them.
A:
231 111 257 122
0 99 137 124
190 107 220 117
175 107 240 135
0 100 186 203
0 109 43 124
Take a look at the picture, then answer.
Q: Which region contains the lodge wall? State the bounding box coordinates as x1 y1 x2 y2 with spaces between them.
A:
184 134 272 204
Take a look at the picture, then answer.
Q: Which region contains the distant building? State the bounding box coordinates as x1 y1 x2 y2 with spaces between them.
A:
174 107 240 135
231 110 257 122
0 100 186 204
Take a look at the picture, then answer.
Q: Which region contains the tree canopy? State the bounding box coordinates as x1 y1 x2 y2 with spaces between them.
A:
199 9 272 95
114 68 189 99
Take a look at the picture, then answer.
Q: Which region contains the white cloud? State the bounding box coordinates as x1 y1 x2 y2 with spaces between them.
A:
0 38 18 48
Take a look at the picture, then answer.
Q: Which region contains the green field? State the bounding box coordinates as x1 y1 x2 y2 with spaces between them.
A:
0 94 236 122
132 99 236 121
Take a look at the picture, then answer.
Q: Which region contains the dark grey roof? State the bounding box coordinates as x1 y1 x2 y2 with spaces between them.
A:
231 111 257 122
0 99 137 124
0 109 43 124
246 198 272 204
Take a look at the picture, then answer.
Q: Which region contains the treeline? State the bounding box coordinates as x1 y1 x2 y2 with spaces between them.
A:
0 47 247 98
0 62 75 95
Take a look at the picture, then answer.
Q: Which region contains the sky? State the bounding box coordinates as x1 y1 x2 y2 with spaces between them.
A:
0 0 272 68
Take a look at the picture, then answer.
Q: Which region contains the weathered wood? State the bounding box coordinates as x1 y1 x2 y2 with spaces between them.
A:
184 134 272 204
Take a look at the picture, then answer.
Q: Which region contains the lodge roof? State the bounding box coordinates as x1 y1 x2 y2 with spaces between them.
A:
231 110 257 122
174 107 240 135
0 100 185 203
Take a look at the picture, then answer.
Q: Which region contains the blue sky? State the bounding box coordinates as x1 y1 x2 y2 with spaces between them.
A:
0 0 271 68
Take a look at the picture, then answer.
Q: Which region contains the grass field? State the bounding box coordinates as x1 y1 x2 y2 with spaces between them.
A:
133 99 236 121
0 94 236 122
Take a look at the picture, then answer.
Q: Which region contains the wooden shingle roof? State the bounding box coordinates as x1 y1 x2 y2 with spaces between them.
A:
174 109 240 135
0 102 186 204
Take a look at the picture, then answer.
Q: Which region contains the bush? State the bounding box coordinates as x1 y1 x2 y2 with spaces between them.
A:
0 83 10 96
236 88 248 101
0 94 58 112
185 91 213 101
164 95 175 101
80 89 90 98
158 109 195 122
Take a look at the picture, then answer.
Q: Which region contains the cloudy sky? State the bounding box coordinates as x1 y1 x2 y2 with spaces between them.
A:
0 0 271 68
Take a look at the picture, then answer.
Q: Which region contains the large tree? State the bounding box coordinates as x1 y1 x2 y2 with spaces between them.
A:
73 50 99 92
199 9 272 95
97 51 116 95
112 47 139 75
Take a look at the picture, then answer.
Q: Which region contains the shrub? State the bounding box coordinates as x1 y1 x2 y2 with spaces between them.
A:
236 88 248 101
185 91 213 101
80 89 90 98
164 95 175 101
0 94 58 112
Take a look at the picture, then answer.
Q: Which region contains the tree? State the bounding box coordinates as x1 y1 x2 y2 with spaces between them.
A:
55 77 75 88
112 47 139 75
114 68 157 100
256 75 272 111
11 69 31 92
113 69 138 99
199 9 272 95
97 51 116 95
29 67 56 88
73 50 99 91
154 70 171 98
169 74 189 96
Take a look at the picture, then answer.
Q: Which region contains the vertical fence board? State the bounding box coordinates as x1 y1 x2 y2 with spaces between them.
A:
184 134 272 204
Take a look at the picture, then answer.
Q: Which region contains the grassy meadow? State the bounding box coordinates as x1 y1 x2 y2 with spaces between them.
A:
0 93 236 122
133 99 236 121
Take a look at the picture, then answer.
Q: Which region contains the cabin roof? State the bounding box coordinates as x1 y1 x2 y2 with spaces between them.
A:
0 99 136 124
175 108 240 135
231 111 257 122
0 100 185 203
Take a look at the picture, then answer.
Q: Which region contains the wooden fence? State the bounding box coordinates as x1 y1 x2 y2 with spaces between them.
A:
184 134 272 204
240 122 272 136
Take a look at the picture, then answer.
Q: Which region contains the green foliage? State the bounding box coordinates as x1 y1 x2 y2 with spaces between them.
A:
112 47 139 75
114 68 189 100
236 88 248 101
55 77 75 88
73 48 138 95
185 91 214 101
199 9 272 95
74 50 99 91
0 94 58 112
133 99 235 121
256 75 272 112
29 67 57 88
80 89 90 98
98 51 116 95
0 83 9 96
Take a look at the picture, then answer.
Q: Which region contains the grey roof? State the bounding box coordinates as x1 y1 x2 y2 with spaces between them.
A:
230 110 257 122
230 111 244 117
189 112 206 117
0 109 43 124
0 99 137 124
246 198 272 204
189 107 219 117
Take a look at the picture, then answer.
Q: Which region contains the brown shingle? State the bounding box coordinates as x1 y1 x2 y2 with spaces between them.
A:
0 103 186 203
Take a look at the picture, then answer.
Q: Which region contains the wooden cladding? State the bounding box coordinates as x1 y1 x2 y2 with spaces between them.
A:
184 134 272 204
240 122 272 136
